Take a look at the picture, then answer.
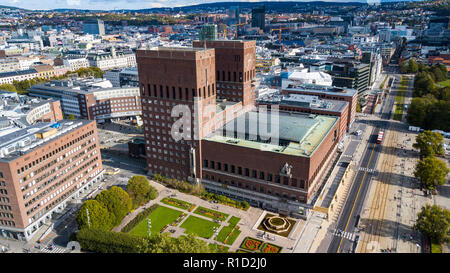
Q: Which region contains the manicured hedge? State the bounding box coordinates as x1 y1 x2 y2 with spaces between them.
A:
76 228 149 253
121 204 159 233
201 192 250 210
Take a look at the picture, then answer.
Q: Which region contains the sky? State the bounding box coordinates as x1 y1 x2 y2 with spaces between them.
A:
1 0 381 11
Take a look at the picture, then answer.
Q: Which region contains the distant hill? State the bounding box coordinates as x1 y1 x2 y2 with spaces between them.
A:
0 5 26 10
118 1 367 13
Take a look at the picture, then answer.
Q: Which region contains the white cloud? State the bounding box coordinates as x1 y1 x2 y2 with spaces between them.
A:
67 0 81 5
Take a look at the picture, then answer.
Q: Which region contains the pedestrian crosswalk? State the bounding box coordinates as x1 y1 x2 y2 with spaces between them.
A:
40 246 67 253
359 167 375 173
331 229 356 241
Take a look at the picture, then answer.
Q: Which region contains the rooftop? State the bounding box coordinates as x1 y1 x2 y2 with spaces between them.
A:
0 91 59 134
284 83 357 98
0 119 93 162
204 111 338 158
258 93 348 113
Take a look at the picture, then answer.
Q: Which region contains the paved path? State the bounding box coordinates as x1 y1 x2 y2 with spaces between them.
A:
114 179 305 252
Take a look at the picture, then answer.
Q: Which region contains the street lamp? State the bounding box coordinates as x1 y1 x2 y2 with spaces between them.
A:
212 227 219 252
147 219 152 238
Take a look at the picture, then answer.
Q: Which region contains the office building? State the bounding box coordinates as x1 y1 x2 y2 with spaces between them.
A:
82 19 105 36
198 24 218 41
0 120 103 240
29 78 141 123
251 5 266 31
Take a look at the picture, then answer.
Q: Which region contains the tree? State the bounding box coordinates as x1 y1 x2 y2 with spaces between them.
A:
76 200 113 231
413 131 445 157
414 157 449 190
418 61 427 73
76 228 150 253
356 100 362 113
414 204 450 244
96 186 132 226
0 84 17 92
126 176 158 208
67 114 76 120
148 233 214 253
414 72 435 97
399 61 408 74
406 97 433 127
430 66 446 83
407 59 418 74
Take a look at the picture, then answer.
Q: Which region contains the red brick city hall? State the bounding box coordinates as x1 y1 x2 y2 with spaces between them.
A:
137 41 343 218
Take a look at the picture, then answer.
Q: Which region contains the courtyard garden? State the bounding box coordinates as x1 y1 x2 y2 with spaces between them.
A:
129 205 183 237
180 215 220 239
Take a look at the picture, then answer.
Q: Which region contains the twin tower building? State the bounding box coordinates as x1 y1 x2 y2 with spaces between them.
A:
137 40 342 218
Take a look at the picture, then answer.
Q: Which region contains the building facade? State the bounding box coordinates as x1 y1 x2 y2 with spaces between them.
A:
0 120 103 241
192 40 257 107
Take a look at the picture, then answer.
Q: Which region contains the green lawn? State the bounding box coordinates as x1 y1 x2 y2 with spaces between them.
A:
438 79 450 87
431 242 442 253
216 216 242 245
180 215 220 239
161 197 193 211
394 77 408 121
129 205 183 237
227 216 241 227
208 243 230 253
194 206 229 221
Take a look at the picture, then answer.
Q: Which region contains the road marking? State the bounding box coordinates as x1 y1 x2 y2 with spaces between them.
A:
336 142 376 253
331 229 356 241
41 246 67 253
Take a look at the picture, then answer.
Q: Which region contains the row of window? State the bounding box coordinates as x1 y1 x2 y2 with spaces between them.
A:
203 159 306 189
0 205 12 211
142 84 216 100
216 69 255 83
204 173 306 202
27 156 99 219
0 212 13 219
0 220 14 227
17 129 95 176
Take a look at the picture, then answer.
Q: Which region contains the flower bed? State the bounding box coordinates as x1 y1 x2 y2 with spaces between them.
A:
171 213 187 226
223 226 241 246
161 197 194 211
261 243 282 253
194 206 229 221
240 237 264 252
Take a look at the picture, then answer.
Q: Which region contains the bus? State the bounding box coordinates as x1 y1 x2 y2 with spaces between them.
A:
376 130 384 144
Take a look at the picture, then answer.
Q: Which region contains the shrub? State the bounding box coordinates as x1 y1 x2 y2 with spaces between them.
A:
121 204 159 233
76 229 150 253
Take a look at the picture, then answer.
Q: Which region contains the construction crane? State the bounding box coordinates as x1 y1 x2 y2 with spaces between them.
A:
221 25 227 39
270 27 291 45
234 21 247 39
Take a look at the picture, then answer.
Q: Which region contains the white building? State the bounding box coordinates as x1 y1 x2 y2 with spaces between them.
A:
281 71 333 89
63 58 90 71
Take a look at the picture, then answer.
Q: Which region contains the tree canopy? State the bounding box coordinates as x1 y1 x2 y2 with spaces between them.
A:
414 204 450 244
414 156 449 190
413 131 445 157
96 186 132 226
76 200 113 231
75 229 217 253
126 176 158 209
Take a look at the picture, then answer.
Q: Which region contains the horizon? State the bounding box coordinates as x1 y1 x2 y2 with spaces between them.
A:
1 0 410 11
